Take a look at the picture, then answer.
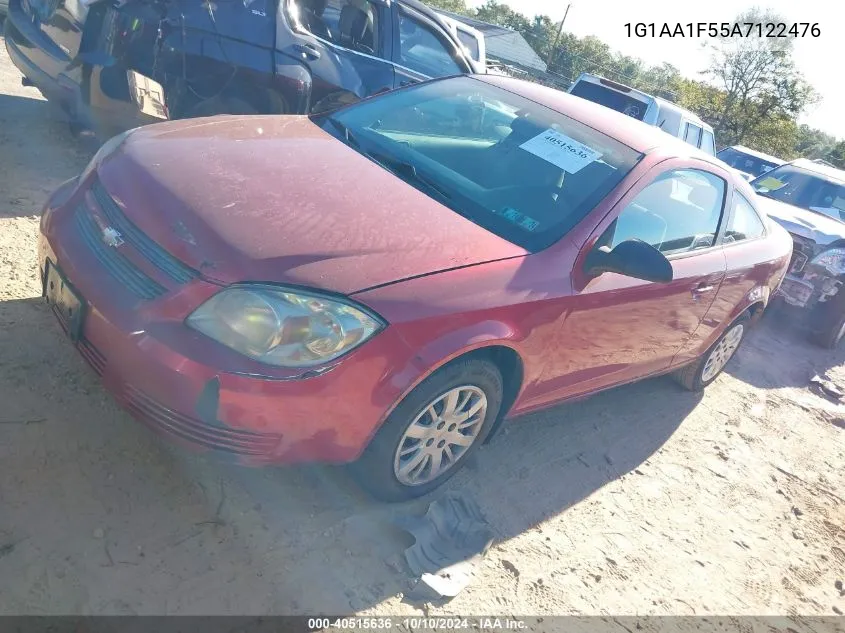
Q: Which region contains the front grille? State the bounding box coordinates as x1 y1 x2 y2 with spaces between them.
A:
75 207 167 300
91 180 198 285
124 386 282 456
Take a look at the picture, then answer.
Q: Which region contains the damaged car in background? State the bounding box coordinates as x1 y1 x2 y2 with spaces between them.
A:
4 0 475 139
753 159 845 347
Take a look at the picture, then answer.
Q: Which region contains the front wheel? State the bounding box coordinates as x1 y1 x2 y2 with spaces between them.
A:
674 314 749 392
350 358 503 502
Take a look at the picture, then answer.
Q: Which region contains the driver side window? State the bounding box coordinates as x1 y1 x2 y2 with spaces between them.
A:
289 0 382 55
602 168 726 256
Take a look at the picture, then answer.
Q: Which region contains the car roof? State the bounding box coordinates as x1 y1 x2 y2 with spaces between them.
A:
652 97 711 129
785 158 845 183
474 74 720 162
436 12 484 37
572 73 654 102
401 0 451 21
723 145 785 164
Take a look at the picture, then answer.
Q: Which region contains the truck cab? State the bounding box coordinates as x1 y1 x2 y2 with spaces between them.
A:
567 73 716 155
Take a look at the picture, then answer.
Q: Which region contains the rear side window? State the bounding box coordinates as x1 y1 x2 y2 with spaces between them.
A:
700 129 716 155
456 29 480 61
683 123 702 147
604 168 726 256
569 82 649 120
725 192 766 242
398 11 463 77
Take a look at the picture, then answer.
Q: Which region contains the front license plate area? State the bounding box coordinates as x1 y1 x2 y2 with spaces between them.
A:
44 260 86 341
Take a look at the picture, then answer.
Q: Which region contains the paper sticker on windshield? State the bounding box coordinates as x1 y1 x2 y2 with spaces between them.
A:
502 207 539 232
755 176 786 191
519 129 603 174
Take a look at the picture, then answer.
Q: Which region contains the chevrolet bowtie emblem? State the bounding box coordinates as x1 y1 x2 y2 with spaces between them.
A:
102 226 125 248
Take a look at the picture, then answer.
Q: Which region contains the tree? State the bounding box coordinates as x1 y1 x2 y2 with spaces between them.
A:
524 14 556 62
827 142 845 169
549 33 613 83
702 8 817 147
420 0 471 15
474 0 532 33
794 124 839 160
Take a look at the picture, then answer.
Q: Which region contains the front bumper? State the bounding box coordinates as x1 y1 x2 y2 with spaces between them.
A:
38 180 420 465
777 274 816 308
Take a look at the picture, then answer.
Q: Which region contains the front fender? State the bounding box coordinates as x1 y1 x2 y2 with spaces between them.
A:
365 321 524 445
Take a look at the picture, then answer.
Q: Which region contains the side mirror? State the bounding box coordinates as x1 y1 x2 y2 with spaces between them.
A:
585 239 673 283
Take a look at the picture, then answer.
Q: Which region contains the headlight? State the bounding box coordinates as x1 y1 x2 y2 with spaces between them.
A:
186 285 385 368
78 128 136 184
810 248 845 276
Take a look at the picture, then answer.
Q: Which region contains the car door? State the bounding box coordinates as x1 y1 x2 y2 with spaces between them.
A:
17 0 87 84
534 162 730 404
391 4 471 89
276 0 395 112
672 188 770 365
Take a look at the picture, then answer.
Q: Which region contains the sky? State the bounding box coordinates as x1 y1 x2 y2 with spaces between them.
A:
466 0 843 140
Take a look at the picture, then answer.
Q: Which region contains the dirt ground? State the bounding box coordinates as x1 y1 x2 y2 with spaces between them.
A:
1 41 844 620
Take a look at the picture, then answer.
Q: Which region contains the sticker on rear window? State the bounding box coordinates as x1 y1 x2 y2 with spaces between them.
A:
501 207 539 232
519 129 603 174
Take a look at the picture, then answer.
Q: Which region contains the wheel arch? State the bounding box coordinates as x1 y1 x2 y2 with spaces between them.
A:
364 340 526 454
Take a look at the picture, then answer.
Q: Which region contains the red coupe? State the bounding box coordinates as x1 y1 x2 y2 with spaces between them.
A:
38 75 792 501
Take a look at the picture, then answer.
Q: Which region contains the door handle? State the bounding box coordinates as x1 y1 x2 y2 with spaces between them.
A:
294 43 321 60
691 284 715 301
399 79 415 87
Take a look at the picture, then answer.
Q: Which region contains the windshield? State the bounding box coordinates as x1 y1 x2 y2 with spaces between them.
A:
317 76 643 251
717 147 780 177
569 81 649 121
752 164 845 223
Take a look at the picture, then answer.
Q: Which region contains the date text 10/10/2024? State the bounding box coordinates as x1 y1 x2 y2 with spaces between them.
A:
624 22 821 38
308 617 528 630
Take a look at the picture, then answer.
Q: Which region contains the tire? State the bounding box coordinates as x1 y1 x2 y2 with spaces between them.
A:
810 310 845 349
350 358 503 503
674 314 749 392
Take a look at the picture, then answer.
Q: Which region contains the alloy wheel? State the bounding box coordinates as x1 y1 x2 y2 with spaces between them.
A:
701 323 744 383
393 385 488 486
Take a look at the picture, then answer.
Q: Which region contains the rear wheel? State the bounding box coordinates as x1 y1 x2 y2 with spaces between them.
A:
811 311 845 349
350 358 502 502
674 314 749 391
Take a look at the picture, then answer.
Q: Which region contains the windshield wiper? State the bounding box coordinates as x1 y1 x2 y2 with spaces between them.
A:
327 117 361 150
326 120 452 202
365 149 453 201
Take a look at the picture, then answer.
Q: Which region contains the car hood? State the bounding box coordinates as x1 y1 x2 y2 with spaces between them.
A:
754 195 845 246
96 116 526 294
